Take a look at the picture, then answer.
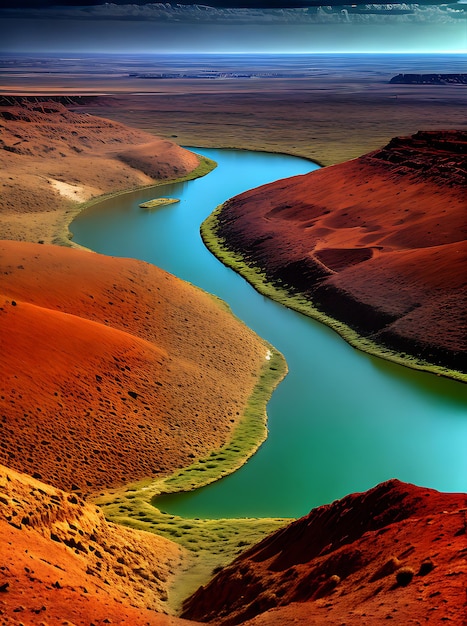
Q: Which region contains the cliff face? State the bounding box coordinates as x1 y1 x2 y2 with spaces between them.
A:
209 131 467 374
182 480 467 625
390 73 467 85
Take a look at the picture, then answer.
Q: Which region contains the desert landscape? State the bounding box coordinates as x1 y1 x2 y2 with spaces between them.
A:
1 48 466 625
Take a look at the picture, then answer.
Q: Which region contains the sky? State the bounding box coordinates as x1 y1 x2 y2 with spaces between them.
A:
0 0 466 54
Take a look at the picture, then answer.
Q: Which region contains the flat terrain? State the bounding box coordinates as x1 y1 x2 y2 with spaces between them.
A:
82 84 467 168
1 54 466 166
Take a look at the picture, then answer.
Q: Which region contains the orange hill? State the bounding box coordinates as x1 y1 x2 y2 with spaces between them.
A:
207 131 467 375
2 466 466 625
0 463 197 625
0 101 201 243
0 240 268 495
182 479 467 625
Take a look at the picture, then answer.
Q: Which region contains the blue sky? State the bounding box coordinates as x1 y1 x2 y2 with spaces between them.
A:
0 1 466 53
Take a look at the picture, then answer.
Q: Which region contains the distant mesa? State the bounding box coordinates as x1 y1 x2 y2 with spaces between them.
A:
390 73 467 85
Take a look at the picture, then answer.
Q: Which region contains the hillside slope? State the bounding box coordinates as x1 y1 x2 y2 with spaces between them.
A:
0 101 202 243
183 479 467 625
0 464 198 624
0 241 269 494
204 131 467 376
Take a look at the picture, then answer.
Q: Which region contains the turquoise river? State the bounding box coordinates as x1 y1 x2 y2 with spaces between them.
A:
71 148 467 519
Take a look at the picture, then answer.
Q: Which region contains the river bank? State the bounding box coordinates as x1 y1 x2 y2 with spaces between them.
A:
72 146 466 516
56 154 215 249
0 106 301 610
200 133 466 382
2 108 466 624
202 206 466 383
1 54 466 625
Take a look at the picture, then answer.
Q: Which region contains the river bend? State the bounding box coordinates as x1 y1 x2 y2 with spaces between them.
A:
71 147 467 519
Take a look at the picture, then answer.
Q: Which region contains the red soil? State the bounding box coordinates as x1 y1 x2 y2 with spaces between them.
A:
182 479 467 625
212 131 467 373
0 464 196 625
0 241 268 495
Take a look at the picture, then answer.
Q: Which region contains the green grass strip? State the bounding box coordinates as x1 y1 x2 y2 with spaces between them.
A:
93 344 290 610
95 345 287 514
56 151 290 609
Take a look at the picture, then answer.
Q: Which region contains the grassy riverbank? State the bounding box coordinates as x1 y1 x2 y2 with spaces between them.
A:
201 205 466 384
93 345 289 611
52 147 292 610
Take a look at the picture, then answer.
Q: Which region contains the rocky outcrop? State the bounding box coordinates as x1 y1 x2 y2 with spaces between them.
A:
0 464 196 624
369 130 467 185
205 131 467 375
182 480 467 625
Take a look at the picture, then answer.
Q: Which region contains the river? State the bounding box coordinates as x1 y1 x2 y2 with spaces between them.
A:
71 147 467 519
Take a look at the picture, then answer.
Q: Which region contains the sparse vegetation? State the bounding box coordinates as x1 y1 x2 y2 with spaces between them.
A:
395 566 415 586
93 345 290 611
418 558 435 576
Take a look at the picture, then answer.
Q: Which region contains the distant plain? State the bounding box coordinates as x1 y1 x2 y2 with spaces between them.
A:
1 52 466 165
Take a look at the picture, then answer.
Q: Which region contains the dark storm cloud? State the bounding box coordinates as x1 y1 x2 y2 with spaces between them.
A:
2 2 465 22
1 0 465 52
1 0 463 6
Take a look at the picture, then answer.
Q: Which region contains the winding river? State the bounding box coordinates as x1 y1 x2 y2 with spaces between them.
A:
71 148 467 519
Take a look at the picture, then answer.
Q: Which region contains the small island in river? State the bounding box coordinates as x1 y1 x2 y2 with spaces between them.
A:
140 197 180 209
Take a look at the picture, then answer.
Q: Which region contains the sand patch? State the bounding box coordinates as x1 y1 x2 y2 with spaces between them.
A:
48 177 97 203
0 101 202 243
